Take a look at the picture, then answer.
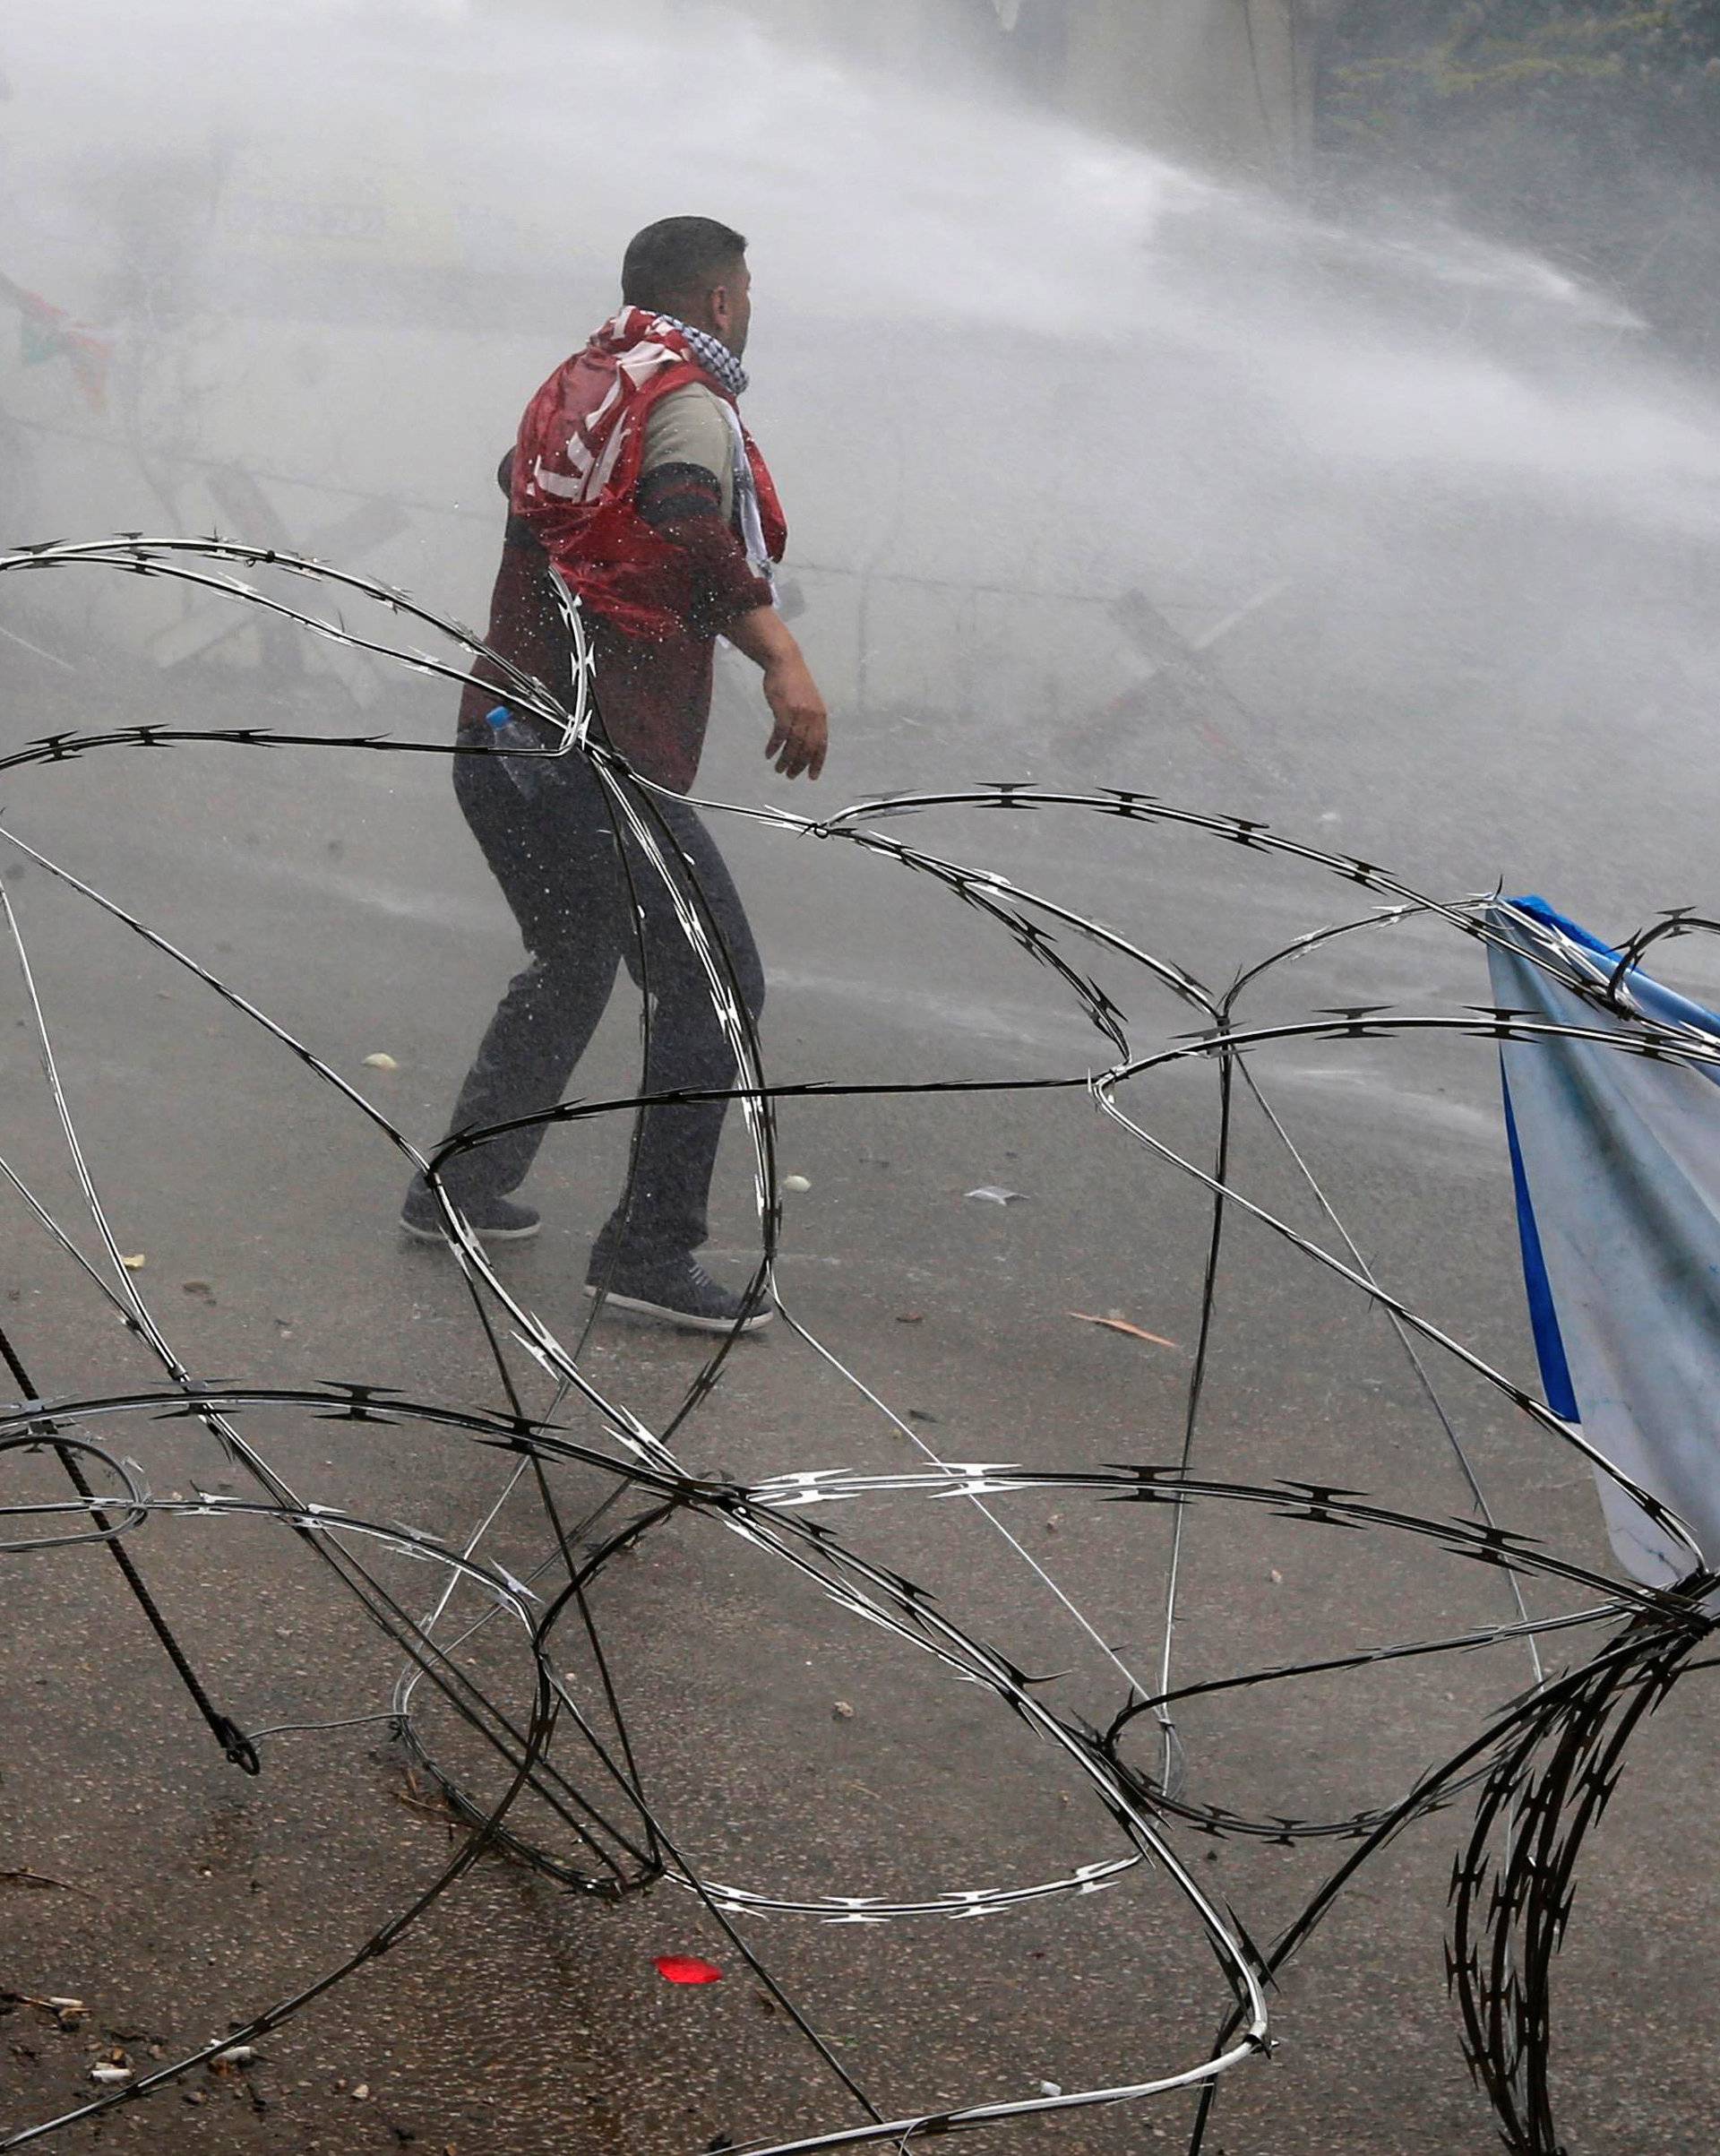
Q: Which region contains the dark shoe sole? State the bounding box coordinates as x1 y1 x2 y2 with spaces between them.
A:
400 1212 541 1244
582 1282 772 1333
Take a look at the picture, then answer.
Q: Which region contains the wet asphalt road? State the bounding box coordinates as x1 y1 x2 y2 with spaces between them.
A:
4 640 1720 2156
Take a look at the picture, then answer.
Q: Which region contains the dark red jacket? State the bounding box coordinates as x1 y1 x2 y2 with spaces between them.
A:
458 459 774 794
460 326 784 792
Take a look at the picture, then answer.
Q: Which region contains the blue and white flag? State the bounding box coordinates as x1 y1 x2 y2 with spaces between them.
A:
1488 897 1720 1585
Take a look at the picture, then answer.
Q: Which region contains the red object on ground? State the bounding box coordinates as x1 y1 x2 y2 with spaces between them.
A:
655 1954 724 1985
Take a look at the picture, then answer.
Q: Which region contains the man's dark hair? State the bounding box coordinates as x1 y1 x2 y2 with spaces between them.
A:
622 217 748 313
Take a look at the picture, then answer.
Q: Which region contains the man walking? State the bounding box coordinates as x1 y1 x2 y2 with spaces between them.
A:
403 218 828 1333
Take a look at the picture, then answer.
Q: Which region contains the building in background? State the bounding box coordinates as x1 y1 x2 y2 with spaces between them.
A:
738 0 1312 176
488 0 1313 178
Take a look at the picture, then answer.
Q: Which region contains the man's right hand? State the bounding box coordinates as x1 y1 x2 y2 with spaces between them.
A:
762 654 828 781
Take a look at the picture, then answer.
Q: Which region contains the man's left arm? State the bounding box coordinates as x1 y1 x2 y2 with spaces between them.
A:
637 388 770 634
637 390 827 780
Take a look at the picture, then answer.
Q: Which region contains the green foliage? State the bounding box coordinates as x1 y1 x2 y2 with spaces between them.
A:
1325 2 1720 160
1316 3 1720 365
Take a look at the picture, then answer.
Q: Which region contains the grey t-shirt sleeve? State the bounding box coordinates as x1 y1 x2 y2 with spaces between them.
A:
641 383 735 522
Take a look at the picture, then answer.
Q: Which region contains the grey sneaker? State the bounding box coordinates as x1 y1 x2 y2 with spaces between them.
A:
401 1190 541 1243
584 1253 771 1333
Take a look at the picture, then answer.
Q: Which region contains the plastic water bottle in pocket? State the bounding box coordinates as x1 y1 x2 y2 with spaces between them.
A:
483 704 549 801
